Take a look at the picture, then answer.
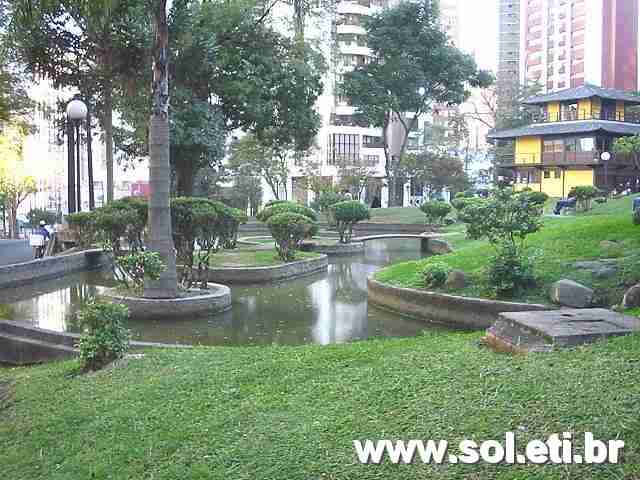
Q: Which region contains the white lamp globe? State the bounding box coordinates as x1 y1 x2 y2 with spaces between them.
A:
66 99 88 121
600 151 611 162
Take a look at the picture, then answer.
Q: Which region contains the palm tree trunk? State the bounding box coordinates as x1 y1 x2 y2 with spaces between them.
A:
144 0 178 299
104 82 114 203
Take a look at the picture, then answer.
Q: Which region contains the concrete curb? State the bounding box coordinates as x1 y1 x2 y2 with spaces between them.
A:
203 255 329 284
0 249 107 289
300 242 364 256
367 276 553 329
0 320 193 365
101 283 232 319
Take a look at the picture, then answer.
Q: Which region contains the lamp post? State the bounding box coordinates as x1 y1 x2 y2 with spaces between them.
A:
601 151 611 193
66 98 87 214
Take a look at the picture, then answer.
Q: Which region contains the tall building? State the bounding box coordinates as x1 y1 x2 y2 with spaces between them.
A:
520 0 639 92
498 0 521 85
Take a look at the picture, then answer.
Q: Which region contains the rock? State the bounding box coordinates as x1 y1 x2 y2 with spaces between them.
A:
572 260 618 279
623 284 640 308
427 238 453 255
600 240 619 250
550 279 594 308
445 270 466 289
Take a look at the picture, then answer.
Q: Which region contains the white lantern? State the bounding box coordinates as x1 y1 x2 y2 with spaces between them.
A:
66 99 88 121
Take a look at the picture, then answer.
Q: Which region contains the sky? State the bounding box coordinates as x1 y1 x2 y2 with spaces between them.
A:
459 0 499 73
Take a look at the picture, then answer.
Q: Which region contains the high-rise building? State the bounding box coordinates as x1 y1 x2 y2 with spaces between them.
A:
520 0 639 92
498 0 521 85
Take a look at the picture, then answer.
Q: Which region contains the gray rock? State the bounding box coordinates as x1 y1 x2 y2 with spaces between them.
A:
427 238 453 255
550 279 594 308
572 260 618 279
623 284 640 308
445 270 466 289
600 240 619 250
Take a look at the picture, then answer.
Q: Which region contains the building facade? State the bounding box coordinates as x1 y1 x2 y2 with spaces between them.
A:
520 0 639 92
498 0 521 86
489 84 640 197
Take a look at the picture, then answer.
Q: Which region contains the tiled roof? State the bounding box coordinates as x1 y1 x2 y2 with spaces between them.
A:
522 84 640 105
487 120 640 140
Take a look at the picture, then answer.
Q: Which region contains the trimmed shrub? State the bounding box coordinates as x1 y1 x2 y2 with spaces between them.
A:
423 261 452 289
77 300 130 372
332 200 370 243
420 200 452 225
311 191 346 227
220 207 248 250
267 212 315 261
570 186 601 212
92 199 147 254
257 201 318 223
485 242 535 296
113 251 166 294
66 211 96 248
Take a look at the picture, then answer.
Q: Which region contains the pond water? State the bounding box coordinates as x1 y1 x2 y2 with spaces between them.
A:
0 239 445 346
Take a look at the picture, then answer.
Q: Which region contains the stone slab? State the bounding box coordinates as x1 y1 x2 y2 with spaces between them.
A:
486 308 640 352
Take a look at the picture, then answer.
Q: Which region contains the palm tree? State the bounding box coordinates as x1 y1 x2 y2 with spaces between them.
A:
144 0 178 298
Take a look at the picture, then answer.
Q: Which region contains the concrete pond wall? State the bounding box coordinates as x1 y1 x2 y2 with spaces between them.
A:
367 277 553 329
0 249 107 289
202 255 328 284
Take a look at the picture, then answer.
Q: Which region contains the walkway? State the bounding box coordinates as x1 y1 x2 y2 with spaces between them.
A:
0 239 32 266
351 233 436 243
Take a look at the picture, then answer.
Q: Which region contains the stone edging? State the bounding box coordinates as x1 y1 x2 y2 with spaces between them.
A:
0 320 192 365
300 242 364 256
101 283 232 319
367 276 554 329
203 254 328 284
0 249 107 289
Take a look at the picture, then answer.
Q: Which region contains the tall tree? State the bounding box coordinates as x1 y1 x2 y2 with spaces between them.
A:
10 0 148 202
342 0 491 206
144 0 177 299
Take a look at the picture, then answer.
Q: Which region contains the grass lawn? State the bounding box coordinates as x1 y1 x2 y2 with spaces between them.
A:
1 333 640 479
376 195 640 305
368 207 426 224
208 245 320 267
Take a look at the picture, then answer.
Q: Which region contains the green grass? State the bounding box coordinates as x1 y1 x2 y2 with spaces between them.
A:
376 195 640 305
369 207 426 224
208 245 320 267
1 333 640 479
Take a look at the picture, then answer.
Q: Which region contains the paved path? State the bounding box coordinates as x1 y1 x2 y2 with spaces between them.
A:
351 233 437 243
0 239 32 266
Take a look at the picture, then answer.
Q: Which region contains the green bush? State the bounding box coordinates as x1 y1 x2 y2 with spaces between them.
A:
77 300 130 372
451 196 480 212
332 200 370 243
66 211 96 248
570 186 601 212
267 212 315 261
422 261 452 289
257 201 318 223
485 242 535 296
458 187 544 296
220 206 248 250
27 207 57 227
91 199 147 254
634 209 640 225
113 251 166 294
311 191 346 226
420 200 452 225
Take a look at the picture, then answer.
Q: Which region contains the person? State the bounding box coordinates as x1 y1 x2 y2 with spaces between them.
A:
371 195 381 208
34 220 50 259
553 191 577 215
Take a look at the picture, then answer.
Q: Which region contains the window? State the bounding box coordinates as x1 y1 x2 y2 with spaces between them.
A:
364 155 379 166
363 135 383 146
544 170 551 179
544 139 564 152
579 137 594 152
329 134 360 165
554 168 562 179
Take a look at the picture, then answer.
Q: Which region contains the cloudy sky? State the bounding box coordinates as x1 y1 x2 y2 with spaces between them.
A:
459 0 499 73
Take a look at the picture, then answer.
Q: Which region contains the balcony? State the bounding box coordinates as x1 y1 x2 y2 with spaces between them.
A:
497 151 635 168
532 110 640 124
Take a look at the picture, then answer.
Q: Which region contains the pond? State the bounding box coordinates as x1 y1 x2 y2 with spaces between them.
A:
0 239 444 346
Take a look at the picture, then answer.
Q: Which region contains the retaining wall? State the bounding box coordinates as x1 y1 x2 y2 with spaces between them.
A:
0 249 107 289
367 277 553 329
203 255 328 284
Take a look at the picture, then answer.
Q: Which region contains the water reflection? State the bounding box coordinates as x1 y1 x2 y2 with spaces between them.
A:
0 239 446 345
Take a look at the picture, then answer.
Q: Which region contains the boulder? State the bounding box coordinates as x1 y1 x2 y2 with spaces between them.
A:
600 240 619 250
623 284 640 308
445 270 466 289
427 238 453 255
550 279 594 308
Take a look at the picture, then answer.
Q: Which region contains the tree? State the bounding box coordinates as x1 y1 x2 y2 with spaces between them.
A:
337 162 377 200
10 0 148 202
144 0 178 299
0 123 37 238
342 0 491 206
228 134 288 200
613 135 640 170
403 151 470 198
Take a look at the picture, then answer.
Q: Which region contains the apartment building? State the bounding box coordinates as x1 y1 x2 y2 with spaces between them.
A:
498 0 521 86
520 0 639 92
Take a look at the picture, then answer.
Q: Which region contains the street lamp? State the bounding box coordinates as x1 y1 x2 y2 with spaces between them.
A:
66 98 87 214
601 151 611 193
